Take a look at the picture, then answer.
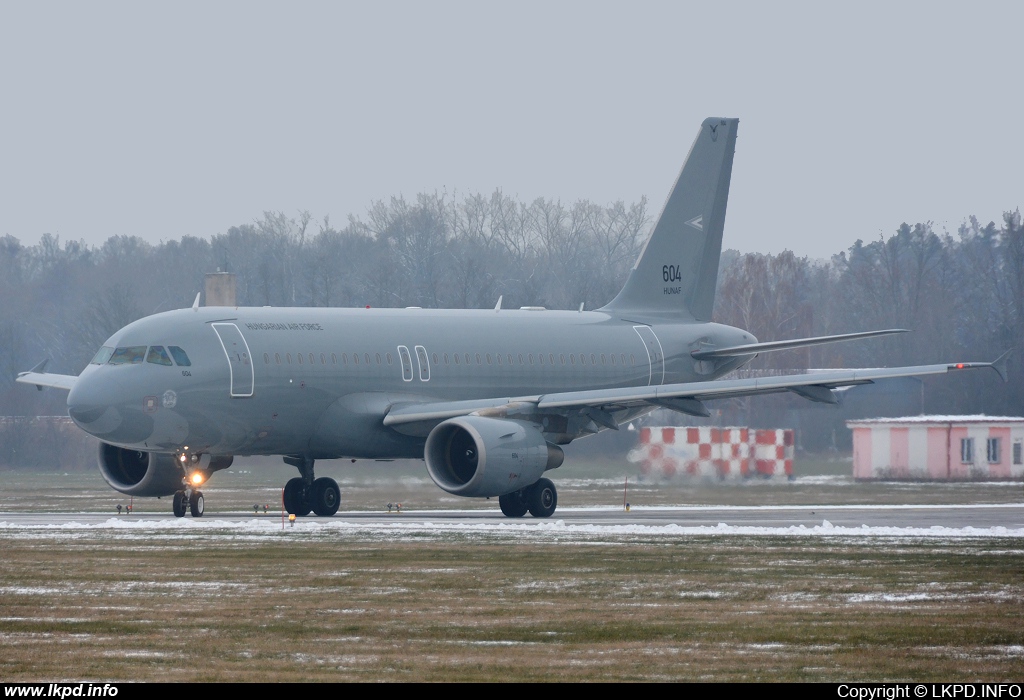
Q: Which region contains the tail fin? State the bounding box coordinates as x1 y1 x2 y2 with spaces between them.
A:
601 117 738 321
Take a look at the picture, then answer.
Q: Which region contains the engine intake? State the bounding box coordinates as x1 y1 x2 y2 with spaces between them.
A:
98 443 234 497
424 416 563 498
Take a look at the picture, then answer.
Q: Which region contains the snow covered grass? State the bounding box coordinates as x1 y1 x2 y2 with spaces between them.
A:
1 529 1022 681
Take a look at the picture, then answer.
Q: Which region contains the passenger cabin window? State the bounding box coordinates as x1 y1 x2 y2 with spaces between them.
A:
168 346 191 366
109 346 147 365
90 346 114 365
146 346 173 366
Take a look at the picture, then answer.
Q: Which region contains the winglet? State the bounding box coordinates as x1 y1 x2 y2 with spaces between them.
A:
19 359 50 391
947 349 1012 383
26 358 49 374
192 292 201 311
990 349 1012 383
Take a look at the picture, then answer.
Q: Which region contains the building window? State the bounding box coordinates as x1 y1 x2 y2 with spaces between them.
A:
987 438 1001 464
1013 440 1022 465
960 438 974 464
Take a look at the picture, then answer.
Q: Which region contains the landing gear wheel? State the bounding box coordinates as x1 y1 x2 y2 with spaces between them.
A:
311 477 341 517
283 477 311 516
527 478 557 518
172 491 187 518
189 490 204 517
499 491 529 517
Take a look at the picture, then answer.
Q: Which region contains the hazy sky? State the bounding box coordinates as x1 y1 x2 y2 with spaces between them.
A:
1 2 1020 260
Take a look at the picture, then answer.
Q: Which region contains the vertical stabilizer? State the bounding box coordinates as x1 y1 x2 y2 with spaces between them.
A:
601 117 738 321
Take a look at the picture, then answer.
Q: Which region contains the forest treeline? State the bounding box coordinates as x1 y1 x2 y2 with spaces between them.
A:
1 191 1021 463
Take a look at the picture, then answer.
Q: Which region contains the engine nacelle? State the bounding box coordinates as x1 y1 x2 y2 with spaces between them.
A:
97 443 234 497
424 416 563 498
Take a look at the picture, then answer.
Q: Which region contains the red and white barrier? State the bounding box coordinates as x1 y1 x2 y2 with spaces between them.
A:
628 426 794 480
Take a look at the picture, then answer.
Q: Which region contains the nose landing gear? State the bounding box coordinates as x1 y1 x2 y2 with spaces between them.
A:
172 488 204 518
282 456 340 517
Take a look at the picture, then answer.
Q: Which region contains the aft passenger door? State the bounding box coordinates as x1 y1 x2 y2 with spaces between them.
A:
211 323 254 397
633 325 665 386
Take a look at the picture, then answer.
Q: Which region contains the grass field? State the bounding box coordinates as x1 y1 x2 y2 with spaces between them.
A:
1 458 1022 682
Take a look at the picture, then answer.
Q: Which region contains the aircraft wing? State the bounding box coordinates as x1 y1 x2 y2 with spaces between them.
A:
383 356 1008 430
16 360 78 391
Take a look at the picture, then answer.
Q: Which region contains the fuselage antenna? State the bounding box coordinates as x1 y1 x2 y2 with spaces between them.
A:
192 292 201 311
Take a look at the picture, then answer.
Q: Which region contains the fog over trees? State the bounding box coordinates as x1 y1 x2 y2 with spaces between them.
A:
1 191 1021 467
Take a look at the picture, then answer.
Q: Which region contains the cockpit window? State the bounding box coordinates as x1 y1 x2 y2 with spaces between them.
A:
168 346 191 367
108 346 147 365
90 346 114 365
146 346 173 366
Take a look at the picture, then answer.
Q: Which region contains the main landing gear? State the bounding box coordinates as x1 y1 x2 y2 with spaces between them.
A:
498 478 558 518
282 455 340 517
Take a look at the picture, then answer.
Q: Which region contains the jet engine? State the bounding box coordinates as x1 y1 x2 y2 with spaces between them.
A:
424 416 563 498
98 443 233 497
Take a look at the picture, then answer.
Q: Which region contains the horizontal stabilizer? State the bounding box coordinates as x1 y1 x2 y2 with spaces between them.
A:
690 329 908 359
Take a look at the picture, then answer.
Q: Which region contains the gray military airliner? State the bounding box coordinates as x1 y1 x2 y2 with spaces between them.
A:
17 118 1007 519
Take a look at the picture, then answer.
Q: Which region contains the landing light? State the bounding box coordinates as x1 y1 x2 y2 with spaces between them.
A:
179 454 188 463
190 471 206 486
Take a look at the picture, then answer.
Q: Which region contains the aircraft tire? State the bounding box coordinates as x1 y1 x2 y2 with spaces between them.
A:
311 477 341 517
527 478 557 518
283 477 311 517
172 491 187 518
190 490 204 517
498 491 529 517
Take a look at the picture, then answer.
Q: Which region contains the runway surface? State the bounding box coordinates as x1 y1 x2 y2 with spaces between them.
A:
2 503 1023 536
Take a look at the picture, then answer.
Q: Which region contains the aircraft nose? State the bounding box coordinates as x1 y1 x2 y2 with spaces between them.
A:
68 371 121 433
67 371 153 444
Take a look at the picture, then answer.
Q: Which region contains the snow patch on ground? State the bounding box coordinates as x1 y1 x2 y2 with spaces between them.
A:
0 515 1021 540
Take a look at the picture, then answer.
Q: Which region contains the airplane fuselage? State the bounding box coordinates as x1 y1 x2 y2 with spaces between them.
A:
67 306 755 459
